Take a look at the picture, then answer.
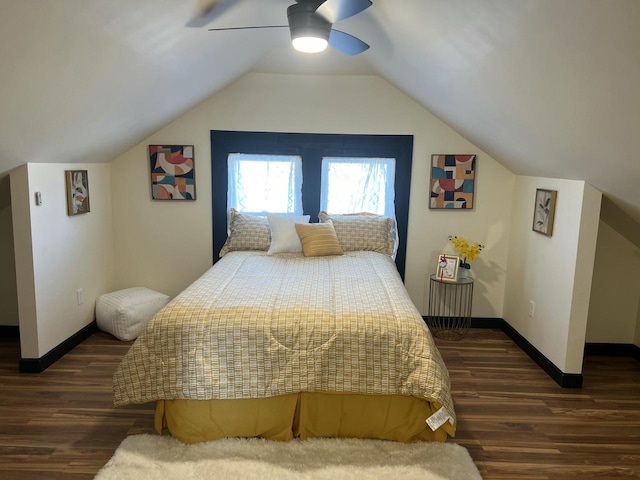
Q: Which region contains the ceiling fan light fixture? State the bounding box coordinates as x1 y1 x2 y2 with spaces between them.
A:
292 35 328 53
287 1 331 54
207 0 370 56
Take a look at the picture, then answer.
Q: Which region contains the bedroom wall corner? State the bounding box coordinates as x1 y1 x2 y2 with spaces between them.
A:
410 143 515 319
11 163 115 359
109 142 213 299
0 174 19 326
503 177 601 375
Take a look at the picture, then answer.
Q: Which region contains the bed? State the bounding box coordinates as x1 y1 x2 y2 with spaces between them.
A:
113 213 456 444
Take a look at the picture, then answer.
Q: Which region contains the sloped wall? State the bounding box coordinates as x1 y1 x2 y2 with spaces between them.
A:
109 73 515 317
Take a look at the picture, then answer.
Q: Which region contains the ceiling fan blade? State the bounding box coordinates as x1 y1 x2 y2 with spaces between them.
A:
329 29 369 55
186 0 221 28
208 25 288 31
316 0 372 23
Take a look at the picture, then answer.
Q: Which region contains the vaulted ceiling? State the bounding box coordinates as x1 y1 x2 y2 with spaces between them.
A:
2 0 639 233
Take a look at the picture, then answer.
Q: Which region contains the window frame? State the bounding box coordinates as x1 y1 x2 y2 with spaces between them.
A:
210 131 414 279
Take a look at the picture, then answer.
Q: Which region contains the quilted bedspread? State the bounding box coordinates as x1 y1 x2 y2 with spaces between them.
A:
112 251 455 422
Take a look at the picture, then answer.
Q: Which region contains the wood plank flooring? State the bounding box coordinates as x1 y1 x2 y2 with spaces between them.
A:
436 329 640 479
0 333 155 479
1 328 639 479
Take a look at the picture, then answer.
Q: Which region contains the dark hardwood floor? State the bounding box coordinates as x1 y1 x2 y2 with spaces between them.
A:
1 328 639 479
0 332 155 479
436 329 640 479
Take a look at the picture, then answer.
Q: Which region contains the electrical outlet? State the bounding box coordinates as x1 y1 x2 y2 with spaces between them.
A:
528 300 535 318
77 288 84 305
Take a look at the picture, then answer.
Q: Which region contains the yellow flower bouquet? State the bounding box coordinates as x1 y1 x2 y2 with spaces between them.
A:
448 235 485 269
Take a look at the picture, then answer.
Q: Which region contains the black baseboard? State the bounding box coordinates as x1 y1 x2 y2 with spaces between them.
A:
500 321 583 388
585 342 640 361
427 316 584 388
470 317 504 329
19 321 97 373
0 325 20 338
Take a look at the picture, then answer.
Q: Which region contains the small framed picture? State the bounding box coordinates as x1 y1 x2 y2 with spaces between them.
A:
65 170 90 216
532 188 557 236
436 254 460 282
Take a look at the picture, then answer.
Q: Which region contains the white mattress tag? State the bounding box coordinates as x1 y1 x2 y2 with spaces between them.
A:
426 406 454 431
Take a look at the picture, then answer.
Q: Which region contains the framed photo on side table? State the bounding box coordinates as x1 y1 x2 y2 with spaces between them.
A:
436 254 460 282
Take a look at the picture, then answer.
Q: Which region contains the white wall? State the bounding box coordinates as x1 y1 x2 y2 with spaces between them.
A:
565 183 602 369
587 220 640 344
11 163 114 358
10 166 37 352
110 72 515 317
504 177 601 373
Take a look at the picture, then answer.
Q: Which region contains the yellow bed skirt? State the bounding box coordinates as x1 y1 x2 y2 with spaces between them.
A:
155 393 455 444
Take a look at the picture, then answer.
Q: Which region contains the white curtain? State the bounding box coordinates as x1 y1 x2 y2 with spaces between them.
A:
227 153 303 214
320 157 396 217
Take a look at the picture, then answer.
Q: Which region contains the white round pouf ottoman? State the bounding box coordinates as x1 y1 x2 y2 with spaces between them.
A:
96 287 170 341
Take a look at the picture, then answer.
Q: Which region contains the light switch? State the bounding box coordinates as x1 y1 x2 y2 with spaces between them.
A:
35 191 42 206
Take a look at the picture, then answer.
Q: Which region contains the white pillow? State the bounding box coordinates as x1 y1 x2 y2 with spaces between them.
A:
267 213 310 254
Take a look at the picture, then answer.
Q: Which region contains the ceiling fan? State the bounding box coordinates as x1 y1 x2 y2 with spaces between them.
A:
188 0 373 56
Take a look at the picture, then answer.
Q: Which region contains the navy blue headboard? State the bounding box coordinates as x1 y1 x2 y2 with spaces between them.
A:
210 131 413 279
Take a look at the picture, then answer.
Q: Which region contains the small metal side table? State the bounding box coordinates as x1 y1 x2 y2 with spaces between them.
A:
426 274 474 340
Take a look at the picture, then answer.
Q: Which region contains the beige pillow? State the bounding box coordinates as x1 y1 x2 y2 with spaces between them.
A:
295 222 344 257
219 209 271 257
318 211 396 256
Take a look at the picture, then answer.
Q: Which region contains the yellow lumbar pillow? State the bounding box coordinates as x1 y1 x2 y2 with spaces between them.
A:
295 221 344 257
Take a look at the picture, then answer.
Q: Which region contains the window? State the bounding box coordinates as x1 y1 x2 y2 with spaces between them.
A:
320 157 396 217
227 153 303 214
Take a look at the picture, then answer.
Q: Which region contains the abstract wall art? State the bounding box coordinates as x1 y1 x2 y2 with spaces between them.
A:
149 145 196 200
65 170 90 216
532 188 557 236
429 154 476 209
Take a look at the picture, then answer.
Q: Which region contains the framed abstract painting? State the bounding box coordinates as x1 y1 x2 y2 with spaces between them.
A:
65 170 90 216
429 154 476 209
149 145 196 200
532 188 557 236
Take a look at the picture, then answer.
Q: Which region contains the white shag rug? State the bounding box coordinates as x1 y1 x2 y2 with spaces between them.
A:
95 434 482 480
